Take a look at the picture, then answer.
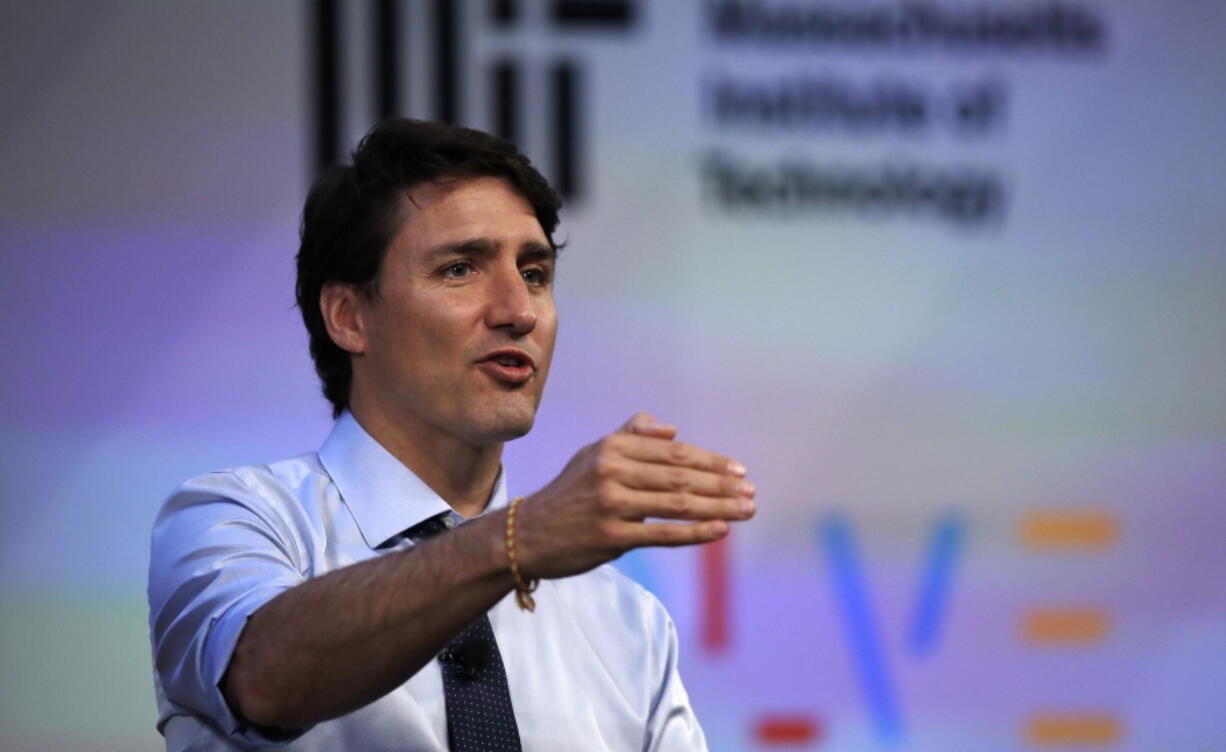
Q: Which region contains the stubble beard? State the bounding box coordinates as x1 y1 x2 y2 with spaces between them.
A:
472 387 540 443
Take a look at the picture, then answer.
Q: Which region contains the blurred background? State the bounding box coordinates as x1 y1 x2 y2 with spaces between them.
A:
2 1 1224 750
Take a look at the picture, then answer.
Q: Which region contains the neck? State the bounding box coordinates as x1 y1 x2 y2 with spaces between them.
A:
347 396 504 519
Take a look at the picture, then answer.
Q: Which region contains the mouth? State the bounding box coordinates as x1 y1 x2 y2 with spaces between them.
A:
475 348 536 385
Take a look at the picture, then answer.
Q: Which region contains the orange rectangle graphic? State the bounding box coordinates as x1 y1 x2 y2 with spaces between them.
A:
1018 511 1119 550
1024 714 1121 746
753 715 824 746
1022 607 1110 644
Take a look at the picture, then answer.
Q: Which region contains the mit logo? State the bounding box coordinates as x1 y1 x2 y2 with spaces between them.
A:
309 0 638 200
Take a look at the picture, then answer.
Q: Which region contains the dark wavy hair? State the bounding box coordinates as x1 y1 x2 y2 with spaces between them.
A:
295 118 563 418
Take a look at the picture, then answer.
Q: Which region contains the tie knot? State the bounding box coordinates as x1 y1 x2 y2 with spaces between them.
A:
405 512 454 542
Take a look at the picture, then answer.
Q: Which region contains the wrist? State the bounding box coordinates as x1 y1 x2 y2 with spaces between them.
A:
506 496 539 611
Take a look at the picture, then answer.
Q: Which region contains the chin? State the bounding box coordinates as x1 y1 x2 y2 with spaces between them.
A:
488 423 533 443
468 404 537 443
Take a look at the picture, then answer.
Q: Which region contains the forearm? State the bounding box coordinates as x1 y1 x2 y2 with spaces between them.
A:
223 508 514 730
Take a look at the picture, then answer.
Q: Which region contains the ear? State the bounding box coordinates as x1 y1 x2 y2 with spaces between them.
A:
320 282 369 355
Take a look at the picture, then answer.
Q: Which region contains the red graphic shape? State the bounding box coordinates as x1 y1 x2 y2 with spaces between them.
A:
754 715 825 746
700 534 729 652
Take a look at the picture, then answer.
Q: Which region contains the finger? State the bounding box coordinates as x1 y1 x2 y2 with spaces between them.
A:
618 488 755 521
618 462 754 500
624 519 730 548
619 435 748 477
617 412 677 440
616 412 659 434
634 422 678 439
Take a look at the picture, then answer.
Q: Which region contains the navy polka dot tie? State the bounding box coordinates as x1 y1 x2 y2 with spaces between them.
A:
406 514 524 752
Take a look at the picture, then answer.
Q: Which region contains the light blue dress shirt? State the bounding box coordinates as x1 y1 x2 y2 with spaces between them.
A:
148 412 708 751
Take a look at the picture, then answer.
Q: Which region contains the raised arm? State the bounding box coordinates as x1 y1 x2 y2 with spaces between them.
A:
216 413 754 732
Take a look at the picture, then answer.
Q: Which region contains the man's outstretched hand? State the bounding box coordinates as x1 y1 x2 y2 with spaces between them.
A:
514 413 755 580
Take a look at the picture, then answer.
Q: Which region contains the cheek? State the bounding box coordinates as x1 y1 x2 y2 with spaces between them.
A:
536 318 559 377
393 293 472 350
537 308 559 346
536 295 559 332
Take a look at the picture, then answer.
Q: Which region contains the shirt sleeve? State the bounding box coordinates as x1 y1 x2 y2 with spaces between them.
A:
147 470 310 746
643 602 709 752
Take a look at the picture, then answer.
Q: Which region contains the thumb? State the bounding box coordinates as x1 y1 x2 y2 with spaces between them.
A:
618 412 678 439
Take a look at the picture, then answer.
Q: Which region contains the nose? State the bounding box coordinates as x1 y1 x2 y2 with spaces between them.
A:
485 264 536 335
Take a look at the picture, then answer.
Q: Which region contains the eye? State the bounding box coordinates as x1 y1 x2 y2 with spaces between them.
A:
521 267 550 286
442 261 473 279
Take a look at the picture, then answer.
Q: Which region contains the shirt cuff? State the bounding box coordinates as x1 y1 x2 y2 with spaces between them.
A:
203 589 311 746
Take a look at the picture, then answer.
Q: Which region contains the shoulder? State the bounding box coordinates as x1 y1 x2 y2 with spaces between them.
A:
174 452 323 495
152 453 328 558
149 454 334 593
160 453 323 515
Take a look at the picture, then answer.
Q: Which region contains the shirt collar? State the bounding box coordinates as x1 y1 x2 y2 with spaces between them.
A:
317 411 508 550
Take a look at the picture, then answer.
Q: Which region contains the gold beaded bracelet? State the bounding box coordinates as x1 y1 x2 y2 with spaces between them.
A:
506 496 539 612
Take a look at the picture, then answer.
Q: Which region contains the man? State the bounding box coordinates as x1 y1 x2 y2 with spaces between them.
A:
148 119 755 751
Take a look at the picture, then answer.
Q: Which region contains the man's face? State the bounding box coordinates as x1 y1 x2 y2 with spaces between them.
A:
348 176 558 445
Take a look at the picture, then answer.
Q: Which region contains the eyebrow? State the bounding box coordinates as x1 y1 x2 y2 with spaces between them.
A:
423 237 557 264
